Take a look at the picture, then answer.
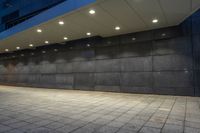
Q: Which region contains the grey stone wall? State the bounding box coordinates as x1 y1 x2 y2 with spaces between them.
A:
192 35 200 96
0 26 195 96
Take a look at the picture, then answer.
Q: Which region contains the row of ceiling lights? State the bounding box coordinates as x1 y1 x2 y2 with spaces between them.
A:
4 9 159 53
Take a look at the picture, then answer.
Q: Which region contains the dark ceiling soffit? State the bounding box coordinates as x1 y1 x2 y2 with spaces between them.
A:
0 0 96 40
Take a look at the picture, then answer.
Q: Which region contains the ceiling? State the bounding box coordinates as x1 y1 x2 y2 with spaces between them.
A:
0 0 200 53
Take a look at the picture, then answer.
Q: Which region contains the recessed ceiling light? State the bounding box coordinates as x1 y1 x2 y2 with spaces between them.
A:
5 49 9 52
87 44 90 47
58 21 64 25
29 44 34 47
54 49 58 52
107 41 111 44
162 33 166 36
16 47 20 50
45 41 49 44
89 9 95 15
86 32 91 36
37 29 42 33
31 53 34 55
185 70 188 73
64 37 68 40
132 37 136 41
42 51 46 54
152 19 158 23
115 26 120 30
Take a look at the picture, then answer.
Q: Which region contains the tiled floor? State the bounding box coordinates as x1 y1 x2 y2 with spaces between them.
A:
0 86 200 133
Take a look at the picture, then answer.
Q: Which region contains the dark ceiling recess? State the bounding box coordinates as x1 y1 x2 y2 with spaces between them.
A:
1 10 19 24
0 0 66 30
3 0 13 8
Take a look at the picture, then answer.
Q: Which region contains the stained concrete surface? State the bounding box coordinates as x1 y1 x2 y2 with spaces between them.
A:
0 26 197 96
0 85 200 133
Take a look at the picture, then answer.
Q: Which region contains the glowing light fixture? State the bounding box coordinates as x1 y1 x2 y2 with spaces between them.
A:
37 29 42 33
86 32 91 36
58 21 64 25
89 9 95 14
152 19 158 23
45 41 49 44
115 26 120 30
29 44 34 47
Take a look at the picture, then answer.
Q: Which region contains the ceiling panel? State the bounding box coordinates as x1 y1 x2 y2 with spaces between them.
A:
0 0 200 53
160 0 191 25
99 0 146 31
126 0 167 28
192 0 200 11
80 5 120 36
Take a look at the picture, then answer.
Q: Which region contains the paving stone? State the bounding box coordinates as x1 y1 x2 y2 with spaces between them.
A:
95 125 119 133
15 123 40 132
92 118 111 125
185 121 200 129
139 126 161 133
34 119 54 127
6 129 23 133
45 122 65 130
28 127 53 133
162 124 183 133
9 121 30 128
122 121 143 132
0 86 199 133
184 127 200 133
116 128 137 133
72 123 102 133
0 124 12 132
107 120 126 128
145 121 164 128
56 124 80 133
166 118 184 126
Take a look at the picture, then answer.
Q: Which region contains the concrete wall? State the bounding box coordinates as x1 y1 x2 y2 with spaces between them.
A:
0 26 195 96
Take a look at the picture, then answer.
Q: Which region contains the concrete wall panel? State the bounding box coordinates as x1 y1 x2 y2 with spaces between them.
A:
56 63 73 73
153 55 193 71
121 57 152 72
153 37 192 55
95 46 120 59
119 42 152 58
74 73 94 90
121 86 153 94
95 73 120 86
153 72 193 88
121 72 152 87
95 85 120 92
73 61 95 73
0 26 195 96
95 59 120 72
40 64 56 74
56 74 73 88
